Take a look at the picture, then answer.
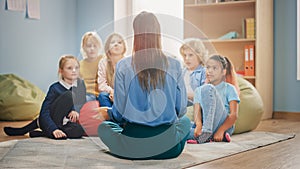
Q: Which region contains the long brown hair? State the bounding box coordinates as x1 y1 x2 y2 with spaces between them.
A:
132 11 168 92
104 33 126 88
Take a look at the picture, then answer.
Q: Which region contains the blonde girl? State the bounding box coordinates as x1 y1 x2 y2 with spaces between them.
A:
97 33 126 107
180 38 208 105
80 31 103 101
4 55 86 139
188 55 240 143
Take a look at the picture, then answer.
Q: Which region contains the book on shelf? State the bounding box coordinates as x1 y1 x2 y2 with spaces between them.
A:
243 18 255 39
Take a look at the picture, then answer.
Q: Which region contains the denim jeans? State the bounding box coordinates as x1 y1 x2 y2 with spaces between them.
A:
98 92 113 107
86 93 97 102
188 84 233 140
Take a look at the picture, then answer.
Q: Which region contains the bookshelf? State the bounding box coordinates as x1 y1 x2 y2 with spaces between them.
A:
184 0 273 119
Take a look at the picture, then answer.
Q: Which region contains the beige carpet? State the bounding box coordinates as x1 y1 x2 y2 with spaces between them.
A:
0 131 295 169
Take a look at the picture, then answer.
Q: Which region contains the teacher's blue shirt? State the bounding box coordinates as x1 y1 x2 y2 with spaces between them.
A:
108 56 187 126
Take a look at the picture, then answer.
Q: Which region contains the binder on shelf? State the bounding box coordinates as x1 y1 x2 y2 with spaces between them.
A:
244 45 250 76
248 44 255 76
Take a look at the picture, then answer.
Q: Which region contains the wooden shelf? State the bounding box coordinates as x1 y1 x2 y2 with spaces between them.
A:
184 1 255 39
208 38 255 43
184 0 274 119
185 0 255 8
243 76 256 79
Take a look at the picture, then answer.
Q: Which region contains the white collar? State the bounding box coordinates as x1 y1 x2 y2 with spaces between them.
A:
59 79 77 90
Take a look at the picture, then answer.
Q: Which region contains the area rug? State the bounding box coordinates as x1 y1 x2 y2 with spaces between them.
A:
0 131 295 169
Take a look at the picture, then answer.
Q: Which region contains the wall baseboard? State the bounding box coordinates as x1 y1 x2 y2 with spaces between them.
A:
273 112 300 121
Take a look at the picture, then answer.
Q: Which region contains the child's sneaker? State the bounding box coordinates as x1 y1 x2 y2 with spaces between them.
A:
187 139 198 144
196 132 212 144
223 132 231 142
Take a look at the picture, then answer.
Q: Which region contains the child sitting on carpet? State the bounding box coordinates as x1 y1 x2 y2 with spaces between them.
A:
97 33 126 107
4 55 86 139
188 55 240 144
79 31 103 101
179 38 208 106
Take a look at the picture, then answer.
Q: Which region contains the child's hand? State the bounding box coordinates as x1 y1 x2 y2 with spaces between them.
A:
53 129 67 139
194 125 202 138
92 107 110 121
68 111 79 122
213 130 224 142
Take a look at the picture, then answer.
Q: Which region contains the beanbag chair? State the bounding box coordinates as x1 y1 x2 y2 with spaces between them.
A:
185 76 264 134
79 100 103 136
0 74 45 121
186 106 194 121
233 77 264 134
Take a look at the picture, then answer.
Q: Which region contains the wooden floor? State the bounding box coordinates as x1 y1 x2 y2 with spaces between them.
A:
188 119 300 169
1 119 300 169
0 121 31 142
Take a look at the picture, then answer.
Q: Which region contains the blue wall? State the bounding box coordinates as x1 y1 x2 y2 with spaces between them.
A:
274 0 300 112
76 0 114 56
1 0 300 113
0 0 113 92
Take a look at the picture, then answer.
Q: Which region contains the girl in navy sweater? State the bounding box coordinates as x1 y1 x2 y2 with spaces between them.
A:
4 55 86 139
